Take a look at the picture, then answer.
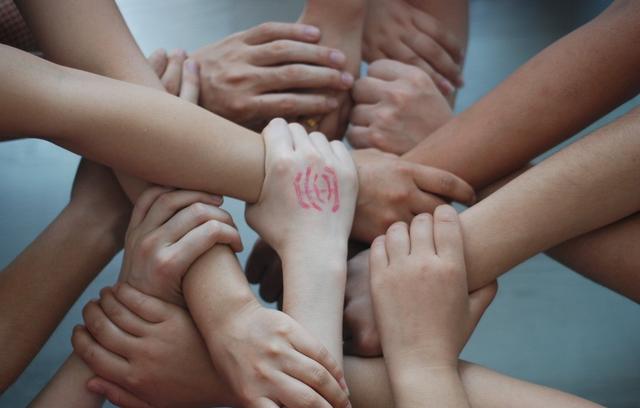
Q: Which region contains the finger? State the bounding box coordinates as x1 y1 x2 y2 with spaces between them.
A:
260 65 354 93
82 300 137 358
411 11 464 64
99 287 151 337
258 257 283 303
138 190 223 237
158 202 234 244
385 221 411 261
72 325 128 380
161 49 187 95
409 190 446 215
352 76 388 104
87 377 153 408
468 281 498 333
309 131 333 158
410 165 476 205
250 94 339 119
283 350 350 408
147 49 168 77
244 22 322 45
113 283 170 323
273 371 333 408
369 235 389 269
433 205 465 268
288 321 347 391
170 220 243 266
403 33 462 87
329 140 352 165
263 117 294 157
179 59 200 104
409 213 435 256
129 187 174 231
348 104 374 127
345 125 374 149
251 40 346 69
289 122 314 153
245 239 276 284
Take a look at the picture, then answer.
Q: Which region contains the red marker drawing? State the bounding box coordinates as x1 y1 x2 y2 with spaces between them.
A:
293 166 340 212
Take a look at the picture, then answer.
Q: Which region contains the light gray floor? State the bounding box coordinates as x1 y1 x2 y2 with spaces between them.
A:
1 0 639 407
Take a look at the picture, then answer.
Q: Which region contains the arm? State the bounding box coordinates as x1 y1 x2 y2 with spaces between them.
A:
0 161 129 391
0 45 264 203
402 0 640 189
29 354 103 408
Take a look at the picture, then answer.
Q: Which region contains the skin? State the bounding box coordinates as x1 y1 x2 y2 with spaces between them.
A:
190 22 353 131
362 0 467 96
0 161 130 391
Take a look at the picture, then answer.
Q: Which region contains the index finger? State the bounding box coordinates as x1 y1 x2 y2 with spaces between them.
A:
244 22 321 45
410 164 475 205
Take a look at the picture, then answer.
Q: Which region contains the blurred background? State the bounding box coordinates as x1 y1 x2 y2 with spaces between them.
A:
1 0 639 406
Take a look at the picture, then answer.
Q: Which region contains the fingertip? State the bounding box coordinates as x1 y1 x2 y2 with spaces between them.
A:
302 25 321 40
184 58 199 75
434 205 459 222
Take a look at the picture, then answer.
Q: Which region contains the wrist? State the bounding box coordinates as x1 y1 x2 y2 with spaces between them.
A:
390 364 463 407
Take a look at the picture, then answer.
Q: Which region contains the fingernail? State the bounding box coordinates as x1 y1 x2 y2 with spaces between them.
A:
327 98 339 109
304 25 321 38
186 59 199 74
329 50 346 65
212 194 223 204
436 205 458 221
341 72 354 87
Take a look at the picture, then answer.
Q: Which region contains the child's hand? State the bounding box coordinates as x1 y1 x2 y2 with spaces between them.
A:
246 118 358 260
347 59 454 155
370 206 497 370
208 302 351 408
122 187 242 306
74 284 237 408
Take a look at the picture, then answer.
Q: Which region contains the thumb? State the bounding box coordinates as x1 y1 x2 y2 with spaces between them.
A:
87 377 153 408
465 281 498 340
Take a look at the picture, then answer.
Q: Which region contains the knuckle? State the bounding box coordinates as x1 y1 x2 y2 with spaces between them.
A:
299 391 320 408
265 341 283 358
153 251 176 277
309 365 329 386
189 202 209 221
273 155 295 175
257 22 277 36
278 97 297 113
439 174 457 193
227 97 247 113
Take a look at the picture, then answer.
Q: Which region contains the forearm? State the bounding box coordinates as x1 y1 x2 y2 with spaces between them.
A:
403 0 640 189
460 108 640 290
182 245 258 349
546 212 640 302
344 357 601 408
0 204 121 391
282 247 348 367
0 46 264 203
392 366 469 408
29 354 103 408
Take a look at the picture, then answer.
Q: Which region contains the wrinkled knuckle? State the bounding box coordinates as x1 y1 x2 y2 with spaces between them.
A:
299 391 319 408
309 365 329 387
439 174 457 193
265 341 283 358
278 97 297 113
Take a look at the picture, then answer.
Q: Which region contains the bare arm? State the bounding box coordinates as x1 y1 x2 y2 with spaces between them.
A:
462 107 640 290
403 0 640 189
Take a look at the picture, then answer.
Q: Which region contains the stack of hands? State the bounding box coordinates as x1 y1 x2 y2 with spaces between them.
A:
69 2 485 407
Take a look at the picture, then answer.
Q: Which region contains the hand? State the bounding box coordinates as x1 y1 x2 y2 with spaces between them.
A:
348 59 453 155
73 284 236 408
246 119 358 259
363 0 464 95
69 159 132 248
189 22 353 130
208 302 350 407
147 48 200 103
351 148 475 242
343 250 381 357
122 187 242 306
370 207 497 370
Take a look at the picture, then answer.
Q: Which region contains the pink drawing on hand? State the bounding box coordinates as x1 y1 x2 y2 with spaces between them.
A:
293 166 340 212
